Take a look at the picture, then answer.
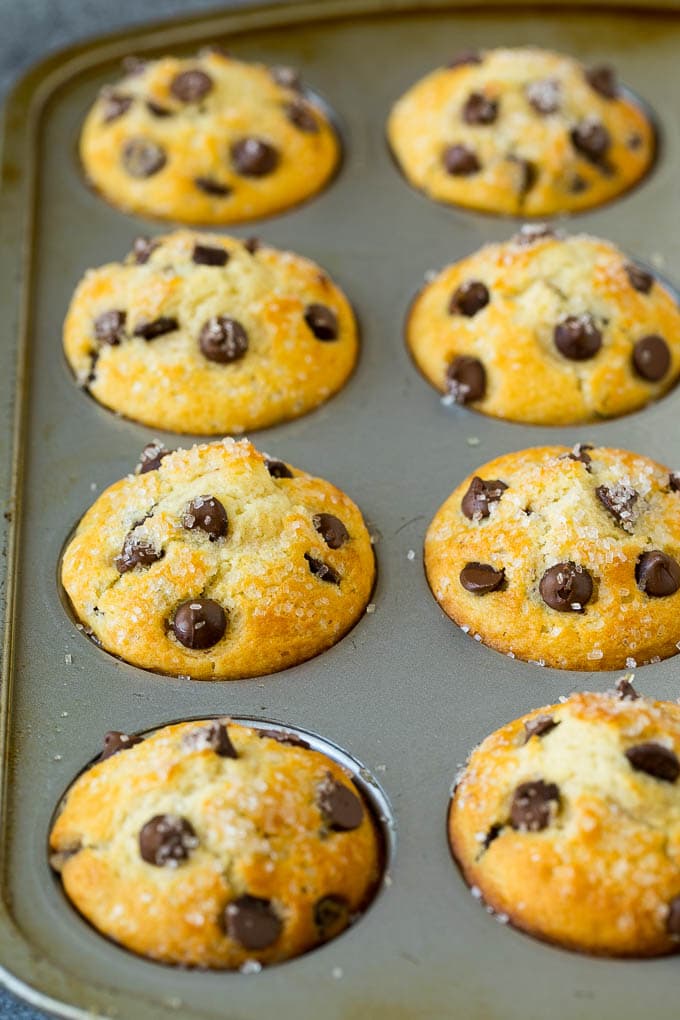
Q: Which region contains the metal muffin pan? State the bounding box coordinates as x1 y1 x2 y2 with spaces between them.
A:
3 1 680 1017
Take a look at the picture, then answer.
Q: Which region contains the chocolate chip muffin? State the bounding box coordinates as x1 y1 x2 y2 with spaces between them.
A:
60 439 375 679
425 445 680 670
80 51 339 223
450 683 680 956
388 48 654 216
50 718 382 967
407 228 680 425
63 230 357 434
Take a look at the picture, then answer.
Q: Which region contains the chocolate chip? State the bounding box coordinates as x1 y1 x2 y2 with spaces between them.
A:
628 133 643 151
314 896 350 941
257 729 310 749
462 92 498 125
286 99 319 132
198 316 248 363
172 599 227 649
442 143 480 176
615 676 639 700
483 823 503 850
446 355 486 404
459 562 504 594
625 263 654 294
636 551 680 597
596 484 639 530
318 774 364 831
633 335 671 382
553 314 602 360
271 65 302 90
182 495 228 541
539 562 593 611
102 92 133 123
115 533 163 573
183 720 237 758
194 176 232 197
461 477 508 520
625 742 680 782
448 50 483 69
509 156 538 196
586 65 618 99
225 895 282 949
133 316 179 341
121 138 167 178
510 780 560 832
99 731 143 761
192 244 229 267
565 443 594 470
146 100 172 118
670 473 680 493
524 715 558 743
244 237 261 254
313 513 349 549
526 78 560 114
569 174 589 194
137 441 171 474
304 304 338 341
139 815 197 866
231 137 279 177
513 223 556 246
449 280 489 317
667 897 680 936
265 458 293 479
571 119 611 163
305 553 340 585
170 69 213 103
132 236 158 264
94 309 126 346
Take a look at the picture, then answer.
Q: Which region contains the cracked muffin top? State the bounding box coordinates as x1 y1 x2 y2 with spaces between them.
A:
60 438 375 680
50 718 382 968
450 683 680 956
387 47 654 216
80 50 339 223
407 227 680 425
425 444 680 671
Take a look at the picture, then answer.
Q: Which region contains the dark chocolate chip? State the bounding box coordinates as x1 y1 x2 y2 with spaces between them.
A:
257 729 310 749
139 814 197 866
633 335 671 382
636 551 680 597
523 715 558 743
586 65 618 99
596 484 639 530
305 553 340 585
628 133 643 151
449 280 489 317
666 897 680 936
670 473 680 493
265 458 293 479
192 244 229 267
313 513 349 549
318 774 364 831
615 676 639 700
231 137 279 177
510 780 560 832
625 263 654 294
512 223 556 246
102 92 133 123
286 99 319 132
569 174 589 194
483 823 503 850
570 119 611 163
462 91 498 125
625 742 680 782
526 78 560 114
137 442 171 474
183 720 237 758
172 599 227 649
194 176 232 197
448 50 483 69
121 138 167 178
554 314 602 360
115 532 163 573
459 562 504 595
314 895 350 941
539 562 593 611
304 303 338 341
146 100 172 118
94 309 126 346
133 316 179 341
244 237 261 254
170 69 213 103
99 730 143 761
461 477 508 520
565 443 594 470
442 143 480 176
509 156 538 196
446 355 486 404
270 65 302 90
132 236 158 264
198 316 248 363
225 895 282 949
182 495 228 541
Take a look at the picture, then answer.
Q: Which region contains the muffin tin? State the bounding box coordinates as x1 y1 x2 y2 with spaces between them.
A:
3 1 680 1017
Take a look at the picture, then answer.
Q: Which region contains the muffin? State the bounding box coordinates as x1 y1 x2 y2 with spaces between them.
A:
449 683 680 956
407 227 680 425
80 50 339 223
63 230 358 434
425 444 680 670
388 47 654 216
50 718 382 967
61 438 375 679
